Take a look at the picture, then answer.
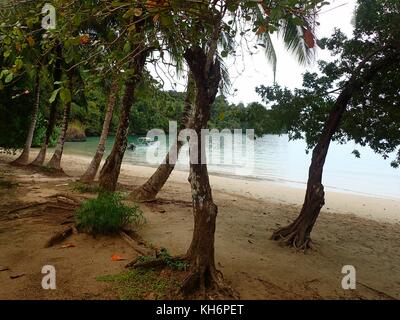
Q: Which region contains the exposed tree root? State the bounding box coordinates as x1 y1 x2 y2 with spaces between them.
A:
46 193 81 205
119 231 153 256
180 265 237 299
5 202 47 215
271 226 312 251
125 254 187 269
358 282 398 300
130 186 157 203
44 226 73 248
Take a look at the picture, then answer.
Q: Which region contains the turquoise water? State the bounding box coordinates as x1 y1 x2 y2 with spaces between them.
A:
63 134 400 199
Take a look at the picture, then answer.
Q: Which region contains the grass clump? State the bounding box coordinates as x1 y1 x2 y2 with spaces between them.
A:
75 192 144 235
138 248 189 271
70 181 101 194
97 269 175 300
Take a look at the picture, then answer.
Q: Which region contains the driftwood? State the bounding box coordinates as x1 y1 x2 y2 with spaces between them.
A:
44 227 73 248
119 231 153 256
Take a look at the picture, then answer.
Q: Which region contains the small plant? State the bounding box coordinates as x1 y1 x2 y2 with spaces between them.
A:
97 268 175 300
66 120 86 142
137 248 189 271
159 248 189 271
75 192 144 235
71 181 101 194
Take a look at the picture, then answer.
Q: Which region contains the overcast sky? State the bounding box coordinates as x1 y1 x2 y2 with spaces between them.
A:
150 0 357 105
228 0 357 104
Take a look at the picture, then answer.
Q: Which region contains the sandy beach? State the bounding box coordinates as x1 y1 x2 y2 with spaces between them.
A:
1 150 399 299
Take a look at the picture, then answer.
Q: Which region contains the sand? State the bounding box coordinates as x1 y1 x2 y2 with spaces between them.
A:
0 151 399 299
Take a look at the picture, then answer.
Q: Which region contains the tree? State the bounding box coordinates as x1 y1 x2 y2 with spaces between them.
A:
80 77 119 182
179 45 224 296
98 47 149 191
12 66 41 165
257 0 400 249
31 43 63 166
131 73 195 201
47 71 74 171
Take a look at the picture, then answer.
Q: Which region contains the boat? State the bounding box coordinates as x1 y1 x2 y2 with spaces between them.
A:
127 143 136 151
137 137 156 146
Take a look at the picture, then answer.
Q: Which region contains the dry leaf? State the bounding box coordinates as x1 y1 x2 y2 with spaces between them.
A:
111 254 126 261
60 243 75 249
303 27 315 48
256 25 267 36
153 13 160 22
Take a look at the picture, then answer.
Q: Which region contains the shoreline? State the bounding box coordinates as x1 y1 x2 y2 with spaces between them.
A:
1 150 399 224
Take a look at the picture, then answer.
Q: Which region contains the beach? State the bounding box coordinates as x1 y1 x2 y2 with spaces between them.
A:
0 151 399 299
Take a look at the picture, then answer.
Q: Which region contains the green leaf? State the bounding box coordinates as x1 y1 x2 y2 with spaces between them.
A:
60 88 72 103
49 88 61 104
4 73 13 83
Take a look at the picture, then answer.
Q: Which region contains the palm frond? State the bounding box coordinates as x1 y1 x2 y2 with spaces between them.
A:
279 17 315 66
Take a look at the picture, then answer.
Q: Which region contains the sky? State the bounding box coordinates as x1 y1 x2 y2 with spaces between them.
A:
149 0 357 105
227 0 357 104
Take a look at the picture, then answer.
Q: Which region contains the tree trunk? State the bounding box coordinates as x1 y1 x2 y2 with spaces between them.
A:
31 43 62 167
131 74 194 201
271 49 400 249
80 79 119 183
98 49 148 192
47 79 73 171
12 67 41 165
179 47 224 296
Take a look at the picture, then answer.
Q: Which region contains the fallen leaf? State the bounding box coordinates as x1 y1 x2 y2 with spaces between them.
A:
111 254 126 261
60 243 76 249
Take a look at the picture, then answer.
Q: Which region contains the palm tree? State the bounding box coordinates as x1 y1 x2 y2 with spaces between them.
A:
12 65 41 165
80 76 119 183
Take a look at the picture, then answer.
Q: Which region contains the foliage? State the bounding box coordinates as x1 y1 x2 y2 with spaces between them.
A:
66 120 86 142
75 192 144 235
97 268 177 300
137 248 189 271
257 0 400 167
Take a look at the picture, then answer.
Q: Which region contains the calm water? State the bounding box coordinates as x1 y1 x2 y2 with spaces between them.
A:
64 134 400 199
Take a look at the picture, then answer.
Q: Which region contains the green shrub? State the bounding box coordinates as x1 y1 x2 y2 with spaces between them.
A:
66 120 86 142
75 192 144 235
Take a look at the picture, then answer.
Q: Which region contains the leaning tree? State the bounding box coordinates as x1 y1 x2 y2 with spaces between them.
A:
257 0 400 249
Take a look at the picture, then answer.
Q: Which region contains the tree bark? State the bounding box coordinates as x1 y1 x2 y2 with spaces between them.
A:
47 77 73 171
131 73 195 201
80 78 119 183
31 43 62 167
179 47 224 296
12 67 41 165
271 49 400 250
98 48 148 192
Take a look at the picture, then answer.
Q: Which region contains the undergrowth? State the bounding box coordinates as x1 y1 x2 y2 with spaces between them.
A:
97 268 178 300
75 192 144 235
